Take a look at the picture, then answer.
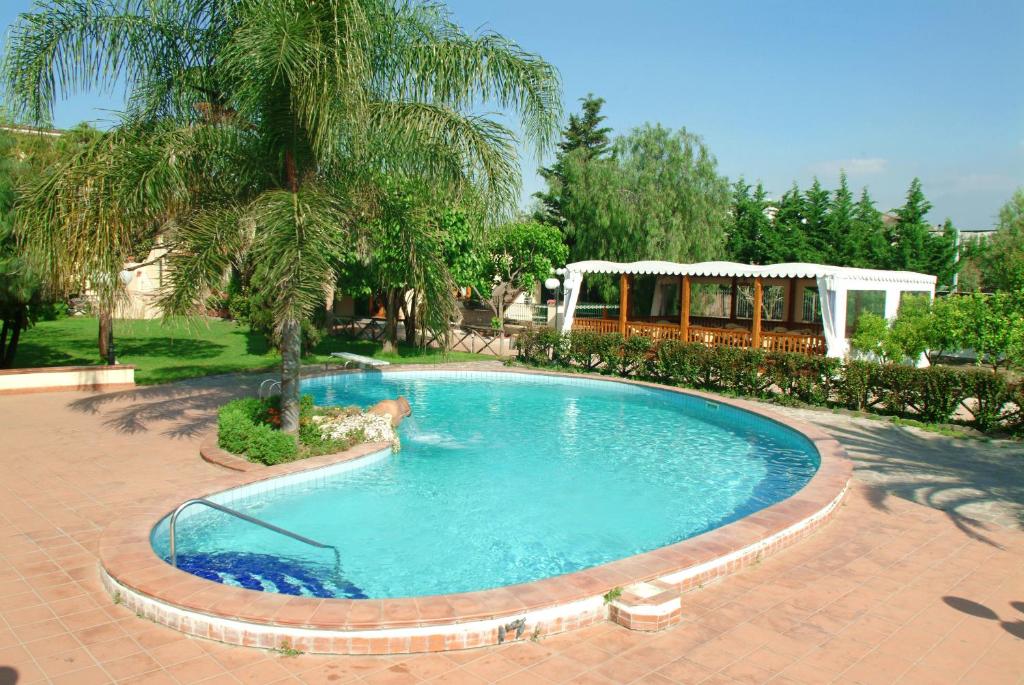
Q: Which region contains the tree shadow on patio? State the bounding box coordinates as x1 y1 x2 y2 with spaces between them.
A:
942 596 1024 639
814 420 1024 547
65 372 271 439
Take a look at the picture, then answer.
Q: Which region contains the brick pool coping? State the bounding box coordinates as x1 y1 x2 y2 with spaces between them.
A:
98 368 851 655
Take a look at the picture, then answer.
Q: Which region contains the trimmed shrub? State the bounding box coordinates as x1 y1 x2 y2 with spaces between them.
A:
959 369 1009 431
912 366 966 424
873 364 919 416
217 398 263 454
652 340 703 387
765 353 839 405
615 335 652 377
245 423 297 465
516 328 1015 433
836 360 879 411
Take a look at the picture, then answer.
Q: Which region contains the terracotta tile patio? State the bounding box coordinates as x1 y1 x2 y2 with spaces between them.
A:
0 372 1022 684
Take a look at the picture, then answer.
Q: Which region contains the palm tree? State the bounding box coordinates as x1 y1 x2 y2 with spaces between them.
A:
4 0 561 432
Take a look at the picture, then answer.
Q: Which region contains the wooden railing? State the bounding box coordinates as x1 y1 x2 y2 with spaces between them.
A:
687 326 752 348
571 319 826 355
761 331 827 355
571 318 619 334
627 322 683 342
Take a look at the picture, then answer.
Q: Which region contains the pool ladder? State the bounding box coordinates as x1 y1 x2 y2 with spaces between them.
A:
168 498 342 577
258 379 281 400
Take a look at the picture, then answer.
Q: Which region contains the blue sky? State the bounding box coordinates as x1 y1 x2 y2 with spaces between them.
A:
2 0 1021 228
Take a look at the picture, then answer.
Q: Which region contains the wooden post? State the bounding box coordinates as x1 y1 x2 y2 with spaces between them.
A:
752 277 763 350
729 277 738 321
618 273 629 336
786 278 798 326
680 275 691 342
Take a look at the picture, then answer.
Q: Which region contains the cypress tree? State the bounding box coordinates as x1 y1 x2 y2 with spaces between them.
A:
889 178 933 272
850 187 890 268
803 179 832 262
771 183 813 262
534 93 612 235
827 172 855 265
725 180 776 264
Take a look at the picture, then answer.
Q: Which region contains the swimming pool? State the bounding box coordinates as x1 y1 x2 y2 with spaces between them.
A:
151 371 819 599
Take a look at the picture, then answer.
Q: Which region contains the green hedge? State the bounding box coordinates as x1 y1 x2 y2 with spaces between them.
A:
217 396 299 465
516 328 1022 433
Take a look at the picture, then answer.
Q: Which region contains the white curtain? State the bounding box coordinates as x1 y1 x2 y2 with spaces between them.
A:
817 276 846 358
560 270 584 333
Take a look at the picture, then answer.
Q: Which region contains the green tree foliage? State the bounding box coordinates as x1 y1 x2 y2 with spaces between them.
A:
970 188 1024 292
826 172 856 265
802 179 832 261
849 188 890 269
851 291 1023 370
534 94 611 235
955 292 1024 371
560 124 730 297
724 180 772 264
726 175 959 285
886 178 958 286
471 221 567 331
0 131 35 368
4 0 561 432
0 124 98 367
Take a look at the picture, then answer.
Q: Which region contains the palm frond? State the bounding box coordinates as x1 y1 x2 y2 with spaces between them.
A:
2 0 217 123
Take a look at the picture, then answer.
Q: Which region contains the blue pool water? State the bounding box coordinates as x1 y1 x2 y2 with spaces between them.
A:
152 371 819 599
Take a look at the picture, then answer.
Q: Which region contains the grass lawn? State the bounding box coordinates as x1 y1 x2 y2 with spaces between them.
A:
13 316 491 385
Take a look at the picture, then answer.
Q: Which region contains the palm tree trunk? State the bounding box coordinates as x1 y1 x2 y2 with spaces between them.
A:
279 317 301 433
4 308 27 368
382 288 400 354
98 308 115 364
0 318 9 368
403 290 418 346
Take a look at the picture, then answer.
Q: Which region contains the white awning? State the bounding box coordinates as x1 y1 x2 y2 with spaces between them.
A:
565 260 937 287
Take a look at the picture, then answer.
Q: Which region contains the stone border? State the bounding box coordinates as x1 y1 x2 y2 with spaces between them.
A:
199 433 263 472
0 364 135 395
99 368 851 654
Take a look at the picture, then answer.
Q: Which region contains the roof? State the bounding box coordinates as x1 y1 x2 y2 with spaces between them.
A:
565 260 937 287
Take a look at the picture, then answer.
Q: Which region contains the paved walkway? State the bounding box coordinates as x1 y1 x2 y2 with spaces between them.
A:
0 370 1021 684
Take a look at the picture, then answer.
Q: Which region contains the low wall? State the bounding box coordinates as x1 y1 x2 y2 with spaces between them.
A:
0 365 135 394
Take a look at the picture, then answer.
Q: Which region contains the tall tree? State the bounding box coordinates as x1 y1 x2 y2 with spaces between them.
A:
849 187 890 268
560 124 729 282
802 178 831 262
887 178 958 285
534 94 611 235
973 188 1024 291
4 0 561 432
826 172 855 264
767 182 813 262
888 178 933 272
0 123 98 366
725 179 772 264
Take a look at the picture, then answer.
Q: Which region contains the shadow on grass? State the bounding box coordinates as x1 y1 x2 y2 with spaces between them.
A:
113 336 227 360
818 420 1024 546
11 339 97 368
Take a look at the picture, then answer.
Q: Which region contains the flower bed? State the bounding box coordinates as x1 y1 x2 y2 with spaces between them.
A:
217 394 396 465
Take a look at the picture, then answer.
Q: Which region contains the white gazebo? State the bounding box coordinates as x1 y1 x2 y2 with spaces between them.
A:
560 260 937 359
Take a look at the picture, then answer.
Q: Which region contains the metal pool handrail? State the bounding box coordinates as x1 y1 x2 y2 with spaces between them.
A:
168 498 341 574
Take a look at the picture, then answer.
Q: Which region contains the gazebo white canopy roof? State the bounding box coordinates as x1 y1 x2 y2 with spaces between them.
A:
560 260 937 360
565 260 937 288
